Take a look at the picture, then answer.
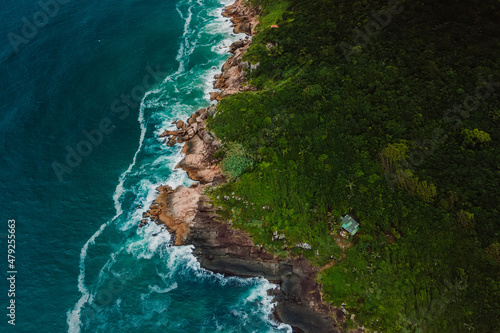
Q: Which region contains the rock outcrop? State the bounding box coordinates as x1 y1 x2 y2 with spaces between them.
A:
144 106 223 245
210 0 258 101
222 0 260 36
187 195 340 333
146 0 341 331
212 38 257 100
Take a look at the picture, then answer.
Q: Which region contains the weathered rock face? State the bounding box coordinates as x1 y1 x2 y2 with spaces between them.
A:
149 106 224 244
222 0 260 35
160 106 218 151
211 38 256 101
210 0 259 102
186 195 340 333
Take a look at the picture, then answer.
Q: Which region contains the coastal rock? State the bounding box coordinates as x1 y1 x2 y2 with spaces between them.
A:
156 185 173 194
210 92 220 101
209 0 258 102
211 37 254 101
229 39 248 53
167 137 177 146
152 1 338 331
222 0 259 36
160 130 177 137
177 137 221 184
159 110 212 148
190 122 198 134
176 120 186 129
154 186 201 246
185 197 339 332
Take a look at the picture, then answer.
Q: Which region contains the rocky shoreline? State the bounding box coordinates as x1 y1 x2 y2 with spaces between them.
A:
143 1 342 332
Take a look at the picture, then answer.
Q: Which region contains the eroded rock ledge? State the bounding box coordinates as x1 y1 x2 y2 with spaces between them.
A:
188 194 340 333
210 0 259 101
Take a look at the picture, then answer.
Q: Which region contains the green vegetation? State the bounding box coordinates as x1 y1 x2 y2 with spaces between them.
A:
219 142 254 181
208 0 500 331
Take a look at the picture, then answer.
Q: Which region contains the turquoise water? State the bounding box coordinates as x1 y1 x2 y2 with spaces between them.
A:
0 0 290 331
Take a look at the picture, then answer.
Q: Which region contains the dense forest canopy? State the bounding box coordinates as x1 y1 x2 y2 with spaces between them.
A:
208 0 500 331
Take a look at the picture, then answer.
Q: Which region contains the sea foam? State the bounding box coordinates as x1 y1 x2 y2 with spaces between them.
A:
68 0 289 331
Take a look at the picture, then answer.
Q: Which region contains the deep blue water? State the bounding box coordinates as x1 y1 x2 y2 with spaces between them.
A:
0 0 290 332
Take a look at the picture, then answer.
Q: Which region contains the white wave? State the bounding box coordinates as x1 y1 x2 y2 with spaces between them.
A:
173 0 194 79
163 245 277 291
200 62 225 101
126 224 171 259
149 282 178 294
67 77 161 333
231 308 249 321
170 147 194 187
68 0 202 324
68 0 288 331
119 179 159 231
246 281 293 333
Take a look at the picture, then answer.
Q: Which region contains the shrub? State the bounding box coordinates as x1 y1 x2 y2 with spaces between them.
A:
220 142 254 181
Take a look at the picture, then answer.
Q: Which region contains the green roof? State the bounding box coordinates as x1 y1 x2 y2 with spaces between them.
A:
341 215 360 236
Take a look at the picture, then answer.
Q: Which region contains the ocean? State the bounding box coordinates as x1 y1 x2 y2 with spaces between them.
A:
0 0 290 332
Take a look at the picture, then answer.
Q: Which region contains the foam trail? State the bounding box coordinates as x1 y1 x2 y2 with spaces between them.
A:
67 0 290 331
67 0 195 329
67 87 155 333
171 0 193 81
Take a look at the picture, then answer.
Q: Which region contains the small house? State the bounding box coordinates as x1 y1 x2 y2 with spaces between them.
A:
341 214 360 236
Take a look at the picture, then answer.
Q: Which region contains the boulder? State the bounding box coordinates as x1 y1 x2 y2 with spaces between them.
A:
176 120 186 129
160 130 177 137
229 39 247 53
191 123 198 133
210 92 219 101
150 209 161 216
167 137 177 146
156 185 173 193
